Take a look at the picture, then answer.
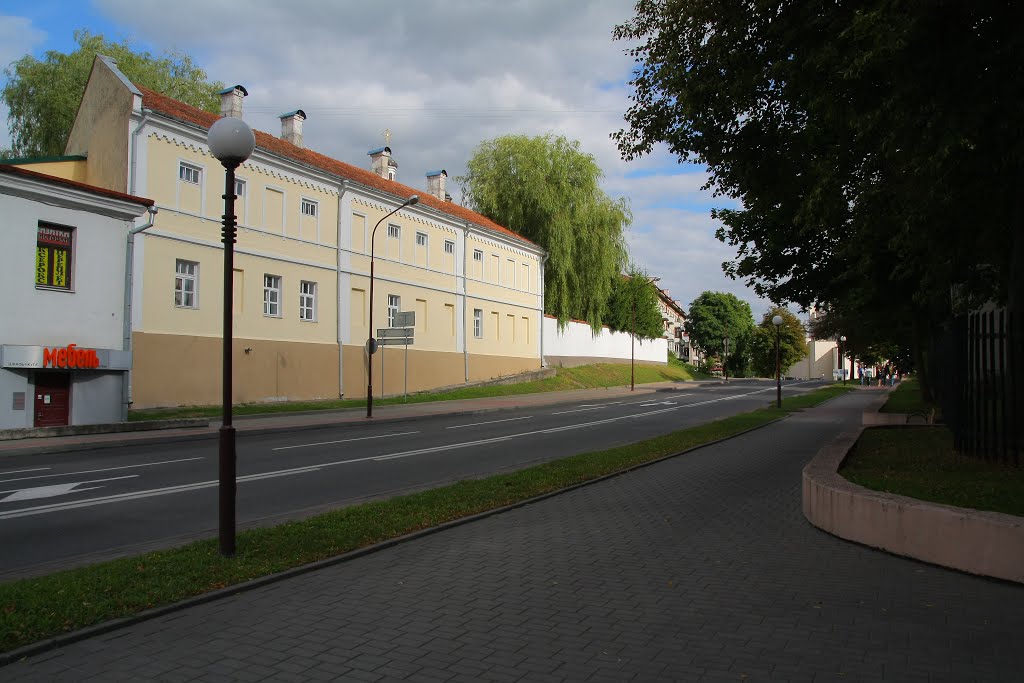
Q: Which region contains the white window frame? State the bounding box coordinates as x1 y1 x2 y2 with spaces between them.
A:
388 294 400 327
301 198 318 217
234 178 246 197
263 274 282 317
444 239 455 255
179 162 201 185
388 224 401 239
473 309 483 338
416 231 428 247
473 249 483 262
174 259 199 309
299 281 317 322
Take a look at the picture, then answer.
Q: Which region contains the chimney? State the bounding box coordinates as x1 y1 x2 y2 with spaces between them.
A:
279 109 306 147
426 169 448 201
368 146 397 181
218 85 248 118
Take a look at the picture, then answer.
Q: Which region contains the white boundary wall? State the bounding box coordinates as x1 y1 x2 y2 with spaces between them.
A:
543 316 666 365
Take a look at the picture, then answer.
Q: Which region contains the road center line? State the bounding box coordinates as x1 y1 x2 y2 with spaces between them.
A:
0 457 203 485
273 430 420 451
0 467 51 476
552 406 605 415
447 416 534 430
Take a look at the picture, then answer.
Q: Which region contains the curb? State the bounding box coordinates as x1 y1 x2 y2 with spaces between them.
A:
0 410 789 666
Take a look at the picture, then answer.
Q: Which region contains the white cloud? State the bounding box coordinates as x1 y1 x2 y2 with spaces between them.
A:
59 1 771 314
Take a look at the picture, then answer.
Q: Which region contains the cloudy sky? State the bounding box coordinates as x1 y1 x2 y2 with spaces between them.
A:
0 0 772 318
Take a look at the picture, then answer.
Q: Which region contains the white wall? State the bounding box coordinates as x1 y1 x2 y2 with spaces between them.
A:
0 194 129 349
786 339 838 380
543 316 666 365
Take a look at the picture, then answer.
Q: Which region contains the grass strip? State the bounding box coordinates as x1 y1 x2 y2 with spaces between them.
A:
128 361 710 422
879 377 933 415
840 426 1024 517
0 384 849 654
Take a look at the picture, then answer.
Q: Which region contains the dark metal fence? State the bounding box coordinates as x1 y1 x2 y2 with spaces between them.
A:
935 308 1021 467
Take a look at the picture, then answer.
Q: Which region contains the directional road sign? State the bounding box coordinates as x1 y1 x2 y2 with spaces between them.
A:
393 311 415 328
377 337 413 346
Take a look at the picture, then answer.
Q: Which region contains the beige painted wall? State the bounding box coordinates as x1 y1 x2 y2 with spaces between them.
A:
65 57 132 193
12 159 89 183
342 344 540 399
131 332 339 408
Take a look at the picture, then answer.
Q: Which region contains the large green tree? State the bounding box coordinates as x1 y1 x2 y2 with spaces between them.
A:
458 134 630 330
603 266 663 340
748 308 807 378
685 291 755 374
3 29 223 157
613 1 1023 398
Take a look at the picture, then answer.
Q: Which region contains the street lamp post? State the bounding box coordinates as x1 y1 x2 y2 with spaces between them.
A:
208 116 256 557
839 335 847 385
630 275 660 391
772 314 783 408
723 335 730 382
367 195 419 417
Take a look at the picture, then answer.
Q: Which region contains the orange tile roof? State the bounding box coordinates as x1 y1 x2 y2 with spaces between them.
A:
0 162 154 207
136 86 538 249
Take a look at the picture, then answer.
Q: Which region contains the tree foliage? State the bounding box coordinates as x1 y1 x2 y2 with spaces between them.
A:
2 29 223 157
613 1 1024 392
458 134 630 330
604 267 663 340
748 307 807 378
685 291 755 370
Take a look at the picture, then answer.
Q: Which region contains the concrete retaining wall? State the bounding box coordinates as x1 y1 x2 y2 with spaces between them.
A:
802 393 1024 584
543 316 666 366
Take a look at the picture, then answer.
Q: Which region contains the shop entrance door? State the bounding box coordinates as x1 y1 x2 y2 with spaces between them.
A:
34 372 70 427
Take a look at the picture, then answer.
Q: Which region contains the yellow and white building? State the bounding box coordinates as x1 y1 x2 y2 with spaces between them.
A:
34 56 545 409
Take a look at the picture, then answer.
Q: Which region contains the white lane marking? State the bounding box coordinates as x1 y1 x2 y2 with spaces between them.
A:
1 475 138 502
0 457 203 485
0 383 803 520
552 406 605 415
0 467 51 476
640 401 677 407
272 430 420 451
0 467 321 520
447 416 534 430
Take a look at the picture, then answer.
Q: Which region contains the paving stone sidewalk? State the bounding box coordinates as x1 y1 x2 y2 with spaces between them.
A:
5 391 1022 681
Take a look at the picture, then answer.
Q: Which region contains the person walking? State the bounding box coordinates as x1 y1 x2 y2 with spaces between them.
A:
858 363 865 386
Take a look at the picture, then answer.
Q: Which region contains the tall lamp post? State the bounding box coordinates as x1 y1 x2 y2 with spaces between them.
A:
630 275 660 391
723 334 730 382
839 335 847 385
208 115 256 557
367 195 419 417
772 314 783 408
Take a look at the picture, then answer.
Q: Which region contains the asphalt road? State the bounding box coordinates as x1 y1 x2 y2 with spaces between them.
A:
0 379 823 579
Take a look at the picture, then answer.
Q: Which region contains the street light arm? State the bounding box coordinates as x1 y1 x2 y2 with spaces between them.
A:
367 195 419 418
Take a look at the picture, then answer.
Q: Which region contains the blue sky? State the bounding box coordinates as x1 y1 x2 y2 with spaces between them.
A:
0 0 771 319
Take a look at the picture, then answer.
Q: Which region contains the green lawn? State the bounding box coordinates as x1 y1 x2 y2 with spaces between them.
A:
1 383 849 655
879 377 934 415
840 426 1024 517
128 361 710 422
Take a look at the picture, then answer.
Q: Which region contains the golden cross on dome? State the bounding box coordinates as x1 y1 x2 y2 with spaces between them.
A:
383 128 391 146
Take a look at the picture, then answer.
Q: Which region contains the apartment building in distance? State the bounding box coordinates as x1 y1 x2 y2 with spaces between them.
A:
29 56 545 409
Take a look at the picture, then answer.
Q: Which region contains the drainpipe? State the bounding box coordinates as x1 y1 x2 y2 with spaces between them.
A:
540 253 549 367
336 180 349 397
462 225 470 383
129 109 150 196
122 206 158 420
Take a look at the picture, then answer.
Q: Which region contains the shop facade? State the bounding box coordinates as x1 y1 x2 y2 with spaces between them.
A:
0 163 152 430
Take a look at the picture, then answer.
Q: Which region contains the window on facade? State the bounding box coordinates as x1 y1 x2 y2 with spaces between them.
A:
35 223 74 290
179 163 201 185
174 260 199 308
299 281 317 321
444 240 455 255
234 178 246 197
263 274 282 316
388 224 400 239
473 309 483 338
388 295 400 327
473 249 483 262
416 232 427 247
301 198 318 217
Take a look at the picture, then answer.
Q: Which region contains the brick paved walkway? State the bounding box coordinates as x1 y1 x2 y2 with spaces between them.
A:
5 392 1022 681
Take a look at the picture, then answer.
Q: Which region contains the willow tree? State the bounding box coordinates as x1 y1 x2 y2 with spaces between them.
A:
459 134 630 330
3 29 223 158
